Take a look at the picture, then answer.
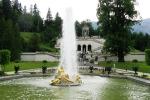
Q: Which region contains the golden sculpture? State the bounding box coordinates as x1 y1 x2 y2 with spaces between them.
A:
51 67 82 86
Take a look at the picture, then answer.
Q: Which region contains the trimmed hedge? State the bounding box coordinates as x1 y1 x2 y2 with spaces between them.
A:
0 50 11 73
0 50 11 65
145 49 150 65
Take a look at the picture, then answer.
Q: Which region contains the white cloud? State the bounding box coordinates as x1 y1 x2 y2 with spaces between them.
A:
20 0 150 21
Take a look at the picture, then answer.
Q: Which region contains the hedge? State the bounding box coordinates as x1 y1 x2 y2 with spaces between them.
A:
145 49 150 65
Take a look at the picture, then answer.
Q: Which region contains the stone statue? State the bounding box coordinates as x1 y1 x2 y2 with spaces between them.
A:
51 67 82 86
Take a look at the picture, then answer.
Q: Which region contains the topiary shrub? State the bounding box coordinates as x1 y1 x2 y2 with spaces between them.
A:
14 65 20 74
42 60 47 74
42 60 48 63
0 50 11 65
132 66 139 75
132 59 138 63
0 71 4 75
145 49 150 65
105 66 112 75
0 50 11 73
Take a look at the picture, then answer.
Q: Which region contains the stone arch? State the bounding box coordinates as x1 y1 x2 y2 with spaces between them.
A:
77 45 81 51
88 45 92 51
82 45 86 53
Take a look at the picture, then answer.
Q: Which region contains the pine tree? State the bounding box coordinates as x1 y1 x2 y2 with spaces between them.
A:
30 4 33 15
2 0 12 20
23 6 27 14
45 8 53 26
54 12 62 37
12 0 22 23
32 4 43 32
46 8 52 22
75 21 82 37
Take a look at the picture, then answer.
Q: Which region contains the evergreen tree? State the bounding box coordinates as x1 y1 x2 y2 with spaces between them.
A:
45 8 53 27
0 1 3 18
97 0 138 62
0 0 21 60
46 8 53 22
23 6 27 14
54 12 62 37
18 13 33 32
75 21 82 37
30 4 33 15
2 0 12 20
12 0 22 23
32 4 43 32
131 32 150 51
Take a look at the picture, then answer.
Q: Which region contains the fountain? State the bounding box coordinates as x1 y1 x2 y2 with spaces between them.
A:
50 8 82 86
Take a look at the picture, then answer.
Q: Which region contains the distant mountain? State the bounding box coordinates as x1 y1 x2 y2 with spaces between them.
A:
91 21 99 30
91 18 150 34
133 18 150 34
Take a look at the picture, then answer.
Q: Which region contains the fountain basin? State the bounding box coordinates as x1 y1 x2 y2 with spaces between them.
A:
0 75 150 100
51 83 81 86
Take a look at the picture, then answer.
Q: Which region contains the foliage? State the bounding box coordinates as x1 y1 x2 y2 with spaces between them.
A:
105 66 112 74
42 66 47 74
0 0 21 61
145 49 150 65
75 20 98 37
14 65 20 74
42 60 48 63
98 61 150 73
131 32 150 51
132 59 138 63
5 61 58 72
97 0 138 62
0 49 11 73
89 66 94 73
0 0 63 59
0 71 5 75
18 14 33 32
42 11 62 48
132 66 139 75
0 49 11 65
28 33 41 52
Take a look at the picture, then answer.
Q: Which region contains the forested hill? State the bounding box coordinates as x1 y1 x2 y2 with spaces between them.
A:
133 18 150 34
91 19 150 34
0 0 62 60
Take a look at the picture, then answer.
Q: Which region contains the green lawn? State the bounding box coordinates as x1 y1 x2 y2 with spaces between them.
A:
20 32 36 42
39 43 59 53
4 61 59 72
98 61 150 73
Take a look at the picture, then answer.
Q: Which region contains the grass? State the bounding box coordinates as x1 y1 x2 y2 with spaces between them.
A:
20 32 36 42
98 61 150 73
21 32 59 53
39 43 59 54
4 61 59 72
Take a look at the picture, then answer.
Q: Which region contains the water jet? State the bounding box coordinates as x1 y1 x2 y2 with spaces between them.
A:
50 8 81 86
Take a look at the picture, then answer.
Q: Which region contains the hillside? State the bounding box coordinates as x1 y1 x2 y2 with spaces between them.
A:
20 32 58 53
20 32 35 42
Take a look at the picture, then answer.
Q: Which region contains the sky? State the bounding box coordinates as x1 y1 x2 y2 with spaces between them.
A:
19 0 150 22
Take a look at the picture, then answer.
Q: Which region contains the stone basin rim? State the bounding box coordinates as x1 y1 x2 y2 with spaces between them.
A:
50 83 81 86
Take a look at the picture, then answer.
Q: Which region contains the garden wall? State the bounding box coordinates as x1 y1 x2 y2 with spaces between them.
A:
98 52 145 62
21 52 59 61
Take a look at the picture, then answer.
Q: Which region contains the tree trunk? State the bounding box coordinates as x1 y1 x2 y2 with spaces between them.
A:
118 51 125 62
